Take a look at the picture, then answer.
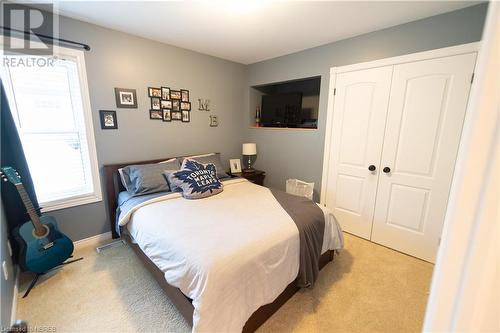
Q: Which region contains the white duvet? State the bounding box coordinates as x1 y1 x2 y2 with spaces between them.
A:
119 178 343 332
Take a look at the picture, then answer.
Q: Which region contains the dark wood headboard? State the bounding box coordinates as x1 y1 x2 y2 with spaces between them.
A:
103 153 220 238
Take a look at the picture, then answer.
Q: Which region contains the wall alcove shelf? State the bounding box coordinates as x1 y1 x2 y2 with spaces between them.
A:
248 126 318 131
249 76 321 129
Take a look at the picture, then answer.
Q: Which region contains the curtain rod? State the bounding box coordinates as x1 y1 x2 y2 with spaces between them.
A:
1 27 91 51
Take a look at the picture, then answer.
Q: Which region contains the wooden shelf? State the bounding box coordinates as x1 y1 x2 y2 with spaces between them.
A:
248 126 317 131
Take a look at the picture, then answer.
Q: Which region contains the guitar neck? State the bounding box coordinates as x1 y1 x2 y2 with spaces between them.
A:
15 184 44 232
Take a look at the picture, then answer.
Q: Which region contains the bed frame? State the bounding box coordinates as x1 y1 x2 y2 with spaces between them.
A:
103 156 335 332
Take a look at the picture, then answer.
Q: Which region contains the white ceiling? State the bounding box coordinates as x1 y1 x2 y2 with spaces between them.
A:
42 1 480 64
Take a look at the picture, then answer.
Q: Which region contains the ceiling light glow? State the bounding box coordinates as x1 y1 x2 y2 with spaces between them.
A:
224 0 266 14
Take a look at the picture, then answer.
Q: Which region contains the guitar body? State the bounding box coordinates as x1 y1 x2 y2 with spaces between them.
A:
1 166 75 274
13 215 74 273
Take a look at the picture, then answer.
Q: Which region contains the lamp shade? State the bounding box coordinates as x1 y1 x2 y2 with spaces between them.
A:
242 143 257 155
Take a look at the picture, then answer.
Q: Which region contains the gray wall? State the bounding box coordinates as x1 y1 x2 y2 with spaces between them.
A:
32 14 246 241
1 199 16 329
243 3 488 201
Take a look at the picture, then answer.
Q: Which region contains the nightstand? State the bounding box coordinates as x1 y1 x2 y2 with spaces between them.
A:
230 169 266 186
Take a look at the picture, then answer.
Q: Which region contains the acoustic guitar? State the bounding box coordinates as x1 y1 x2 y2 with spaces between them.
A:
1 166 74 273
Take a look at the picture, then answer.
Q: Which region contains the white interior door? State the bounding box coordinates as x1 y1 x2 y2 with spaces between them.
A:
325 66 392 239
371 53 477 262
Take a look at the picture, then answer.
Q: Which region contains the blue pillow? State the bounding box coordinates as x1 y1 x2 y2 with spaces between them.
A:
165 159 223 199
120 159 179 196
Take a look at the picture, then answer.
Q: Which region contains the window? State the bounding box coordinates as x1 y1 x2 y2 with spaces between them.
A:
1 44 101 211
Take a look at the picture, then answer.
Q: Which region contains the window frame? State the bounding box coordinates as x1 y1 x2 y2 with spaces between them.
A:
1 38 102 212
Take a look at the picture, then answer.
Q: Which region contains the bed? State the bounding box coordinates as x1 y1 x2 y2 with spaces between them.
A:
103 155 343 332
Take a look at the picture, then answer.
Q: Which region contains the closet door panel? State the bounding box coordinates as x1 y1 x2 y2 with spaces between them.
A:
325 66 392 239
371 53 477 262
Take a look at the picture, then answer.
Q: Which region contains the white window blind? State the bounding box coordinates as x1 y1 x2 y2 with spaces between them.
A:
1 48 101 211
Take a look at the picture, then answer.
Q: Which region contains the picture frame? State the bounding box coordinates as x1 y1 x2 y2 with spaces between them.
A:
172 99 180 112
99 110 118 129
149 109 163 120
170 90 181 100
180 101 191 111
161 87 170 100
181 89 189 102
162 109 172 122
171 111 182 121
151 97 161 110
181 110 190 122
230 159 242 173
114 88 137 108
161 100 172 109
148 87 161 98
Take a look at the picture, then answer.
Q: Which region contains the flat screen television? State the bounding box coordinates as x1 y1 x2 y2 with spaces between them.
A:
261 93 303 127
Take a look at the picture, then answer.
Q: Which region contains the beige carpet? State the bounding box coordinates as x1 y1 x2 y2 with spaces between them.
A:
16 233 433 332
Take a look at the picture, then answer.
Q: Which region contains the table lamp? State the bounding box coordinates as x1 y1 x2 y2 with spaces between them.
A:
242 143 257 172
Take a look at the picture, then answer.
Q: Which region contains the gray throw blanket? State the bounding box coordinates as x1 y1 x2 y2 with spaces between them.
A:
270 189 325 288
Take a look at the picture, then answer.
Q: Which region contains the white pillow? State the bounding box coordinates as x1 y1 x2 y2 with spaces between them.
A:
183 153 215 159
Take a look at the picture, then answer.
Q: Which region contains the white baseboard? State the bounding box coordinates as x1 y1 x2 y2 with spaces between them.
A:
74 231 112 250
10 266 19 326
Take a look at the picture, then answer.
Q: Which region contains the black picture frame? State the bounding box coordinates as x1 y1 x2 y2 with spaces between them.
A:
182 110 190 122
151 97 161 110
114 88 137 108
181 89 189 102
150 109 163 120
162 109 172 122
170 90 181 100
171 111 182 121
161 87 170 100
172 100 180 111
148 87 161 98
161 100 172 109
99 110 118 129
180 101 191 111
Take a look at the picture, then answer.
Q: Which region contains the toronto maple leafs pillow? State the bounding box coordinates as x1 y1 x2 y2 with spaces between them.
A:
178 153 230 179
165 159 223 199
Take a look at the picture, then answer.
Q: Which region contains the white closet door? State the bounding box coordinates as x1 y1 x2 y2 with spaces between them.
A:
325 66 392 239
371 53 477 262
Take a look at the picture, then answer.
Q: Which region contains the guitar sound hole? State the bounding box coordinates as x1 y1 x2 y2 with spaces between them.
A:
32 225 50 239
